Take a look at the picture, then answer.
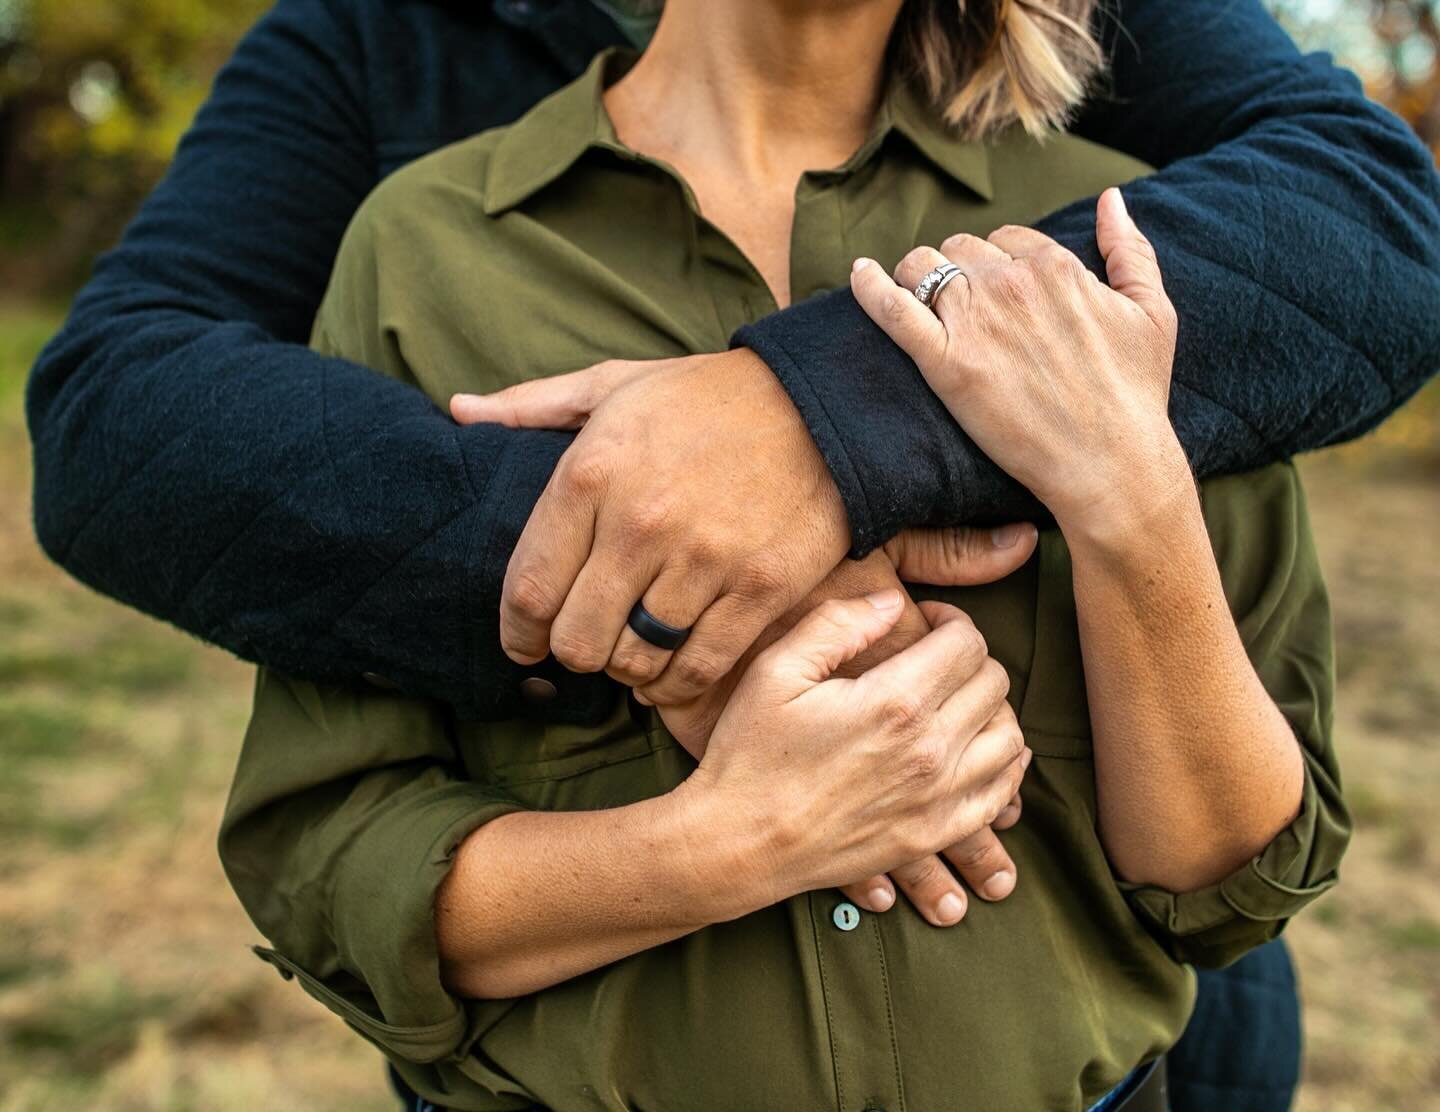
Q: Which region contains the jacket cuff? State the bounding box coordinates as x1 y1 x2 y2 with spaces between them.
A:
455 427 622 726
255 786 523 1064
1120 759 1346 969
733 288 1044 555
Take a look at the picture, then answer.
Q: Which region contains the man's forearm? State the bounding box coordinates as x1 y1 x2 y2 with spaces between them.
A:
26 0 624 721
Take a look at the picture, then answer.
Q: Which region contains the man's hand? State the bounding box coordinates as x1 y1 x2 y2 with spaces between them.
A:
662 524 1037 928
452 349 850 705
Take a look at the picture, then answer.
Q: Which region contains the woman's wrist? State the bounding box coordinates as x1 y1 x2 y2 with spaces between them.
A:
1052 433 1197 558
654 777 792 926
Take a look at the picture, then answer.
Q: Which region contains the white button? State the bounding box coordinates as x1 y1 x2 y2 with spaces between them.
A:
832 902 861 932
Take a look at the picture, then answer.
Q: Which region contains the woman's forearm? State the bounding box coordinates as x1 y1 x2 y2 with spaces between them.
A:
436 786 767 999
1063 444 1306 892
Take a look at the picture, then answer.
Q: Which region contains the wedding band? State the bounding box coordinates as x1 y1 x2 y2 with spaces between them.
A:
626 602 692 651
914 262 965 310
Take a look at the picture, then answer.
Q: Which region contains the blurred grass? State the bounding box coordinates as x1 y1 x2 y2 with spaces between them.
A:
0 306 390 1111
0 302 1436 1109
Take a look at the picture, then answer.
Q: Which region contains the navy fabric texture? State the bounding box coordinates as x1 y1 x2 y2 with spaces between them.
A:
26 0 1440 718
1168 939 1303 1112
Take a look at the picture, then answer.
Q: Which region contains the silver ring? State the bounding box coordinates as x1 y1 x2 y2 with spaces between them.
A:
914 262 965 310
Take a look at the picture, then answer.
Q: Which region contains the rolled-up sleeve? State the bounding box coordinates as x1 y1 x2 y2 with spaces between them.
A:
220 669 525 1062
1120 463 1351 968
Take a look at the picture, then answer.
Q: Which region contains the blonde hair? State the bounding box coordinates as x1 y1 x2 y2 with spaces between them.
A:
634 0 1105 140
893 0 1106 138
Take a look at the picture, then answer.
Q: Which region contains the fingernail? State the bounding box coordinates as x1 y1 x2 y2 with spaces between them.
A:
1020 747 1033 771
852 257 875 273
633 690 654 706
866 589 903 610
991 524 1023 548
936 892 966 925
982 870 1015 901
869 886 895 912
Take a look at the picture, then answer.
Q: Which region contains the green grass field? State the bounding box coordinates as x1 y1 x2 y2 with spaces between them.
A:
0 305 1436 1110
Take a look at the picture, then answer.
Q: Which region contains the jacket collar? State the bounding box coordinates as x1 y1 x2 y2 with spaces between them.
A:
483 48 994 216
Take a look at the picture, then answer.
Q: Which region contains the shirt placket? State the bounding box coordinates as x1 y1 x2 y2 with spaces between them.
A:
810 891 907 1112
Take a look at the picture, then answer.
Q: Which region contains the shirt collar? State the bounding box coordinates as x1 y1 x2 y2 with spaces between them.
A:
483 48 994 216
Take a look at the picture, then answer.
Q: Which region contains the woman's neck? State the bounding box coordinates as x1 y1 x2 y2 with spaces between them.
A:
604 0 903 307
607 0 900 184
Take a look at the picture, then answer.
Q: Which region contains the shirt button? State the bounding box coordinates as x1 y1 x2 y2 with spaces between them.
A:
832 902 861 932
519 676 558 703
362 672 400 691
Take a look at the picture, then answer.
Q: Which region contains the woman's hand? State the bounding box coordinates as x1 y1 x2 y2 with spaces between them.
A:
849 188 1186 539
659 525 1036 926
683 593 1030 913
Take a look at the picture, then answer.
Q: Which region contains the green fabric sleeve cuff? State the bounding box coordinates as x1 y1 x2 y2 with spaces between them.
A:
1120 756 1349 968
256 783 524 1063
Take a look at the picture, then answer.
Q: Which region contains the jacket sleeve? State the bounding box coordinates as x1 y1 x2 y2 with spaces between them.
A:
1119 464 1350 968
23 0 614 723
735 0 1440 554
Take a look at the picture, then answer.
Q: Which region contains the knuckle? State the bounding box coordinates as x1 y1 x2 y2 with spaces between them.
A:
559 452 612 499
617 501 671 546
941 232 983 256
673 650 726 691
1004 757 1028 797
549 630 607 673
1131 234 1159 263
903 856 948 889
897 829 937 862
1001 724 1026 765
981 657 1012 701
882 291 911 325
506 569 560 622
994 265 1039 306
957 620 988 663
610 648 661 684
884 692 930 737
681 529 725 569
1038 244 1080 276
950 839 1000 873
898 246 934 279
939 527 982 565
904 737 945 782
732 555 792 604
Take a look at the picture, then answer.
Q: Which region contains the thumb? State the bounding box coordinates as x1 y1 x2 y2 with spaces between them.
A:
449 360 638 429
1095 188 1171 329
883 524 1037 587
760 591 906 699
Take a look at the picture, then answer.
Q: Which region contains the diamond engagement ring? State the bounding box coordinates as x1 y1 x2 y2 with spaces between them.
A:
913 262 966 310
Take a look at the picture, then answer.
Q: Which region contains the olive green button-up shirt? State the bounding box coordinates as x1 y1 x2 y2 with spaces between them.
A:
220 52 1349 1112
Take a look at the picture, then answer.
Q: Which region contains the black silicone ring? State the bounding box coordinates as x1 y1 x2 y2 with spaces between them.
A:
626 601 692 651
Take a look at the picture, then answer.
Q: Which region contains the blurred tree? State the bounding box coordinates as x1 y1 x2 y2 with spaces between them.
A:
0 0 266 291
1268 0 1439 154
